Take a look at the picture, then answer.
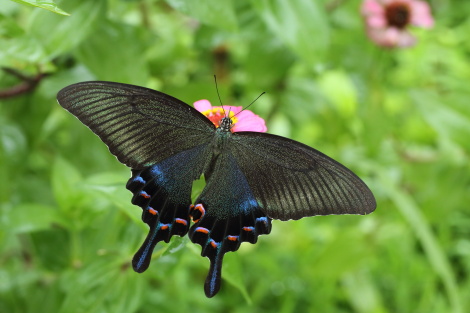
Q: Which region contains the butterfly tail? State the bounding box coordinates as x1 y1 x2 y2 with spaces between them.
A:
204 247 224 298
132 221 161 272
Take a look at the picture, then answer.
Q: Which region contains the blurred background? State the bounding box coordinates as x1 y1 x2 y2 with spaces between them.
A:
1 0 469 312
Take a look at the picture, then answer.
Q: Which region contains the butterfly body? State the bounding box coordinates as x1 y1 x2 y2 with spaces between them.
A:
57 81 376 298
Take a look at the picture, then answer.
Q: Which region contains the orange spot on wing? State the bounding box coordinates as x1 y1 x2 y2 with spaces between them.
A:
243 227 254 232
160 225 169 230
196 227 209 234
148 208 157 215
175 218 187 226
210 240 218 248
190 203 206 223
227 236 238 241
195 205 205 214
140 192 150 199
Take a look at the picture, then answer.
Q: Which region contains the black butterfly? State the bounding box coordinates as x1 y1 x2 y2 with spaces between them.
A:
57 81 376 297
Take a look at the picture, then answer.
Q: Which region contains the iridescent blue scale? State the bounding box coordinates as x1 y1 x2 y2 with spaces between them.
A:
57 81 376 298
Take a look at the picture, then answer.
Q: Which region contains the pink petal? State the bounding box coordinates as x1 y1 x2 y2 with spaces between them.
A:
361 0 384 15
235 110 257 120
410 1 434 28
234 119 267 132
221 106 243 115
382 27 402 46
366 26 417 48
395 30 417 47
367 15 387 28
194 99 212 112
366 27 393 47
366 28 386 47
233 113 267 132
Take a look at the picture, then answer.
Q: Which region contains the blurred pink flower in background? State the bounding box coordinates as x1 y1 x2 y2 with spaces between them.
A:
194 99 267 133
361 0 434 48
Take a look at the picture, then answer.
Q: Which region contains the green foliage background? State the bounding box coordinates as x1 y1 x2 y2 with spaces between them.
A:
1 0 469 312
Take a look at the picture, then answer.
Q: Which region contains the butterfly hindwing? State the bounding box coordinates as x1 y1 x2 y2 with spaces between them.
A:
229 132 376 220
126 143 213 272
188 151 272 297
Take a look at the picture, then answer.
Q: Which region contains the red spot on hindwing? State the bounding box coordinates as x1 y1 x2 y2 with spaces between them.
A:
189 203 206 223
140 191 150 199
195 227 209 234
227 235 238 242
175 218 188 226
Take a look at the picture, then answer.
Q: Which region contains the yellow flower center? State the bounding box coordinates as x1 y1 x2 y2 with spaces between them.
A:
201 107 238 129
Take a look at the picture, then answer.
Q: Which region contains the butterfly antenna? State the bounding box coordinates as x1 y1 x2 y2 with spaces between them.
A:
233 91 265 118
213 75 227 117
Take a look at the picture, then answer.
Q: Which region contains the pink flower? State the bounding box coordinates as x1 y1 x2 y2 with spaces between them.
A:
361 0 434 48
194 99 267 133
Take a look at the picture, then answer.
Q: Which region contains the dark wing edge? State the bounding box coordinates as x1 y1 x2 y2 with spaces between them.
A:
230 132 377 221
57 81 215 169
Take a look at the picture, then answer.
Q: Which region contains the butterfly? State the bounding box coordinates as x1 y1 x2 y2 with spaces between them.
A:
57 81 376 297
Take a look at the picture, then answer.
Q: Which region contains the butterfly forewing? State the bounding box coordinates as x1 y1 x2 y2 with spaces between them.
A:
230 132 376 220
57 81 215 168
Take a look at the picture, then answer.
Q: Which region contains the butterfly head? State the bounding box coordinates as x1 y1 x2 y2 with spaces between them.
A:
219 117 233 132
198 105 238 132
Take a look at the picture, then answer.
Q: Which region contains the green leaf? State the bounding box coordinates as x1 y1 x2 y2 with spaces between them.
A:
28 0 105 60
0 13 25 37
343 272 386 313
223 254 252 304
85 171 127 186
412 89 470 150
87 174 143 228
51 157 83 211
0 120 27 160
377 168 463 313
166 0 238 31
30 228 71 270
162 236 187 257
75 20 150 84
318 70 358 118
8 203 66 234
9 0 70 16
251 0 330 65
312 229 371 280
0 13 46 64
